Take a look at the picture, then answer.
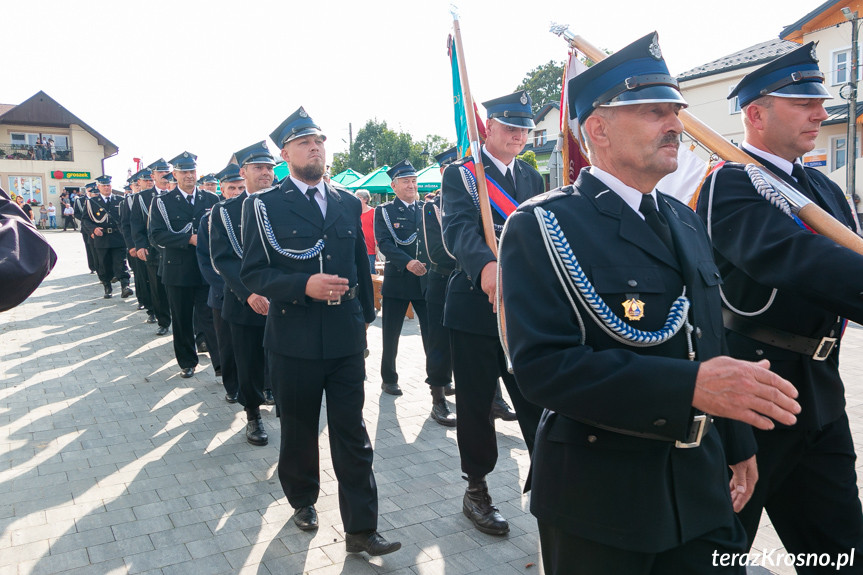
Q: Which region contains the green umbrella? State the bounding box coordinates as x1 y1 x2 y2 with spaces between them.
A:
346 166 392 194
332 168 364 186
416 163 442 193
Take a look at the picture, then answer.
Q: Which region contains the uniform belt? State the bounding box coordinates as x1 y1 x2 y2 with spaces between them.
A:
429 263 454 276
722 308 838 361
584 413 712 448
310 285 358 305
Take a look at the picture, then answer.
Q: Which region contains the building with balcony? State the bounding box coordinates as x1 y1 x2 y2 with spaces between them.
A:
0 90 118 214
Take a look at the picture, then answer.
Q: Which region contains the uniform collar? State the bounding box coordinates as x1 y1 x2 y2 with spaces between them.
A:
742 141 799 177
482 145 516 176
589 166 657 221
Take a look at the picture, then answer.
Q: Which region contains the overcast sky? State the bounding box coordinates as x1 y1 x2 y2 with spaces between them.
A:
4 0 837 184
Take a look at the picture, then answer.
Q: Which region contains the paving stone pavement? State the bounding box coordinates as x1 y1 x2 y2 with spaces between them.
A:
1 230 861 575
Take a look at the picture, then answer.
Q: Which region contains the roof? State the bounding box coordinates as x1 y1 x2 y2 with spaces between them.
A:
0 91 119 158
780 0 843 40
677 38 798 81
534 102 560 124
822 101 863 126
521 140 557 156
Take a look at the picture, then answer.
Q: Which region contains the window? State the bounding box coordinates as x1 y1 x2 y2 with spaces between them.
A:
9 132 68 149
728 85 741 114
534 129 547 147
8 176 43 203
833 47 862 85
830 133 861 172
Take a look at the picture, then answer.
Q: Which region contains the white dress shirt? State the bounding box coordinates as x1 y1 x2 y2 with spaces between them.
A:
589 166 658 221
291 176 327 218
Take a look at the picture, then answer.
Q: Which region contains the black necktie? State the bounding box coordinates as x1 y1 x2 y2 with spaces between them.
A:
639 194 675 254
791 163 813 195
505 167 516 191
186 195 193 205
306 187 323 219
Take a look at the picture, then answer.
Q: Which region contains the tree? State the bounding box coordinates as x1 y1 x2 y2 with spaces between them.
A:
329 120 454 175
516 60 565 114
518 150 538 170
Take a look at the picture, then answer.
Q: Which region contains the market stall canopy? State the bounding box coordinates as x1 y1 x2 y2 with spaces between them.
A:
274 161 291 180
416 163 442 193
346 166 392 194
332 169 364 186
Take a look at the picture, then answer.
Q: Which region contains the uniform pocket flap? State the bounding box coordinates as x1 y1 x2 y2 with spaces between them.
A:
698 261 723 286
590 265 666 294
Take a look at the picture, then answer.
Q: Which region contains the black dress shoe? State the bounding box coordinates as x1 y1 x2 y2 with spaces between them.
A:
463 476 509 535
263 389 275 405
197 341 209 354
225 393 238 403
146 314 157 324
121 286 134 298
292 506 318 531
156 326 170 336
444 382 455 396
381 382 402 396
245 412 268 446
491 391 517 421
431 386 456 427
345 530 401 556
180 367 194 378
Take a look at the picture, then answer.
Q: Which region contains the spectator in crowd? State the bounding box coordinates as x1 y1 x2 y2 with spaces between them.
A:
47 139 55 161
47 203 56 229
39 204 48 229
356 189 377 273
35 138 43 160
16 196 33 222
61 192 76 231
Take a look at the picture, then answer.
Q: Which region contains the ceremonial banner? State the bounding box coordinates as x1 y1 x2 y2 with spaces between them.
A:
657 146 710 208
448 35 486 158
561 50 590 185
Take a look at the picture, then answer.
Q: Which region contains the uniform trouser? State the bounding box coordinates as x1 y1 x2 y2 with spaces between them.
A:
199 304 219 371
424 298 451 387
129 255 153 311
65 216 78 231
230 322 266 411
538 521 747 575
450 329 543 478
145 262 171 328
94 247 130 285
212 308 238 397
268 350 377 533
164 284 208 369
736 413 863 573
380 296 430 385
81 233 95 271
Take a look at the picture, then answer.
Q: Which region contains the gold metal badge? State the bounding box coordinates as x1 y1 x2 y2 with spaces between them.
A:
622 298 645 321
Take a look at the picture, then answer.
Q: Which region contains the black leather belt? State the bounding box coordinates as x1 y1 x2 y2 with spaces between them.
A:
722 308 838 361
587 413 712 448
429 263 454 276
310 285 358 305
105 227 114 234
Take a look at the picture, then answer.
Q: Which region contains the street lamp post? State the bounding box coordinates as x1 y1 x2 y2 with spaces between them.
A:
842 7 862 229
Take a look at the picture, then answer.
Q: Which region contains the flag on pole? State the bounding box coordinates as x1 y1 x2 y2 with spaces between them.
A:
448 34 486 158
560 49 591 185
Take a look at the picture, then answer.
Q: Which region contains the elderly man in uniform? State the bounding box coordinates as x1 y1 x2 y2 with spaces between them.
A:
198 173 219 194
197 163 244 407
212 143 278 445
500 33 804 574
149 152 219 377
440 90 546 535
81 176 133 299
131 162 172 335
240 107 399 556
697 43 863 569
373 161 437 404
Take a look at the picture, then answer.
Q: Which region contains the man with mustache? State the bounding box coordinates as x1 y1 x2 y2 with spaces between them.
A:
240 107 399 557
500 33 802 573
697 43 863 569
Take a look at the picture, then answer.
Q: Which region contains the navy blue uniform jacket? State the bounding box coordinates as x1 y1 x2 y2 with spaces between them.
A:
441 151 544 336
239 179 375 360
374 197 426 300
697 156 863 430
500 170 754 553
81 194 126 249
196 210 224 310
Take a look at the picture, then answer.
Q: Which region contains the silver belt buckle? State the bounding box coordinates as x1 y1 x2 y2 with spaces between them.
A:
107 228 112 233
813 337 837 361
675 414 709 449
327 297 341 306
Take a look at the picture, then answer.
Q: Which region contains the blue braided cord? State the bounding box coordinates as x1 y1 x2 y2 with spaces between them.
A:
254 198 324 260
219 206 243 258
459 165 504 233
539 208 689 345
381 206 417 245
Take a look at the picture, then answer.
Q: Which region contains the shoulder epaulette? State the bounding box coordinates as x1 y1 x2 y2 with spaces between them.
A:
517 185 576 211
254 185 279 197
450 156 474 167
